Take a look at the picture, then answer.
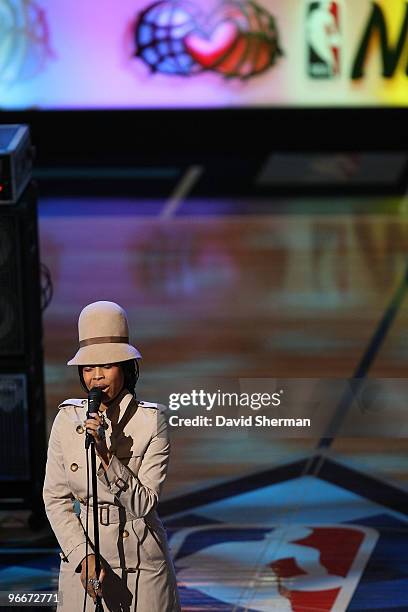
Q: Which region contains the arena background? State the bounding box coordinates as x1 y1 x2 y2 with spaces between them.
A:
0 0 408 610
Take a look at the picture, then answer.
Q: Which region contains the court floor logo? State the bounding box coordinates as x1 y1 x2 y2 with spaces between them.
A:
172 523 378 611
133 0 283 79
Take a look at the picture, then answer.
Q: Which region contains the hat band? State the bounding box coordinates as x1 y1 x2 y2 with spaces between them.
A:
79 336 129 348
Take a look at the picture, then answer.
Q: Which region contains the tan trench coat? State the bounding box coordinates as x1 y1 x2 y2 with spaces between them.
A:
43 392 181 612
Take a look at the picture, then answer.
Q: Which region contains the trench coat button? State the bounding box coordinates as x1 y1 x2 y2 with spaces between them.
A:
76 425 84 434
70 463 79 472
122 530 129 538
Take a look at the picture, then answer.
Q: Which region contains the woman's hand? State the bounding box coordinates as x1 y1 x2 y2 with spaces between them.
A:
84 413 111 469
80 554 105 601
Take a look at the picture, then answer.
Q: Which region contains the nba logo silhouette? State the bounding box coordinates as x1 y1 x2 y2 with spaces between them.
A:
306 1 342 78
173 523 378 610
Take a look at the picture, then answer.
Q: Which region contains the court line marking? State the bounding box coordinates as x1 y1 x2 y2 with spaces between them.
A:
161 165 204 219
0 548 60 554
317 265 408 450
317 181 408 451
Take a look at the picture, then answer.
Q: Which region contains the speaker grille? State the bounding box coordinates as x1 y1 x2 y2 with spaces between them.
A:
0 217 24 355
0 374 29 480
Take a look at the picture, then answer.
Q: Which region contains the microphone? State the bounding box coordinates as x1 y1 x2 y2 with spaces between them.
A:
85 387 103 449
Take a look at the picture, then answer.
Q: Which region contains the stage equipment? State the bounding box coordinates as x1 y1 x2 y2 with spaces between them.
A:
0 178 47 528
0 125 34 205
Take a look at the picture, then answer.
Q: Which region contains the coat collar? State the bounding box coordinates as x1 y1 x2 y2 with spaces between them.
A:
104 390 134 424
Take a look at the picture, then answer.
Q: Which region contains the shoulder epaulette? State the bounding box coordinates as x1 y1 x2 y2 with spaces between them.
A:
58 398 87 409
138 400 167 413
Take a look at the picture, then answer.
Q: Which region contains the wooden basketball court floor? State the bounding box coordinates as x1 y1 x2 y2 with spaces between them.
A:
1 193 408 611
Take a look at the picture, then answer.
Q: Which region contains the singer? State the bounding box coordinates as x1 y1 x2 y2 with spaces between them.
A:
43 301 181 611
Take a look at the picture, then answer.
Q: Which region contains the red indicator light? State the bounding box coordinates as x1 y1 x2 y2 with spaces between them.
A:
0 185 3 193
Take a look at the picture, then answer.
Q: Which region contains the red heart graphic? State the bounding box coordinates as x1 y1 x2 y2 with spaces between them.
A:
185 21 239 69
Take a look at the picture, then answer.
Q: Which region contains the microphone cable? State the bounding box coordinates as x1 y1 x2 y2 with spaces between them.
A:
83 442 90 612
83 387 103 612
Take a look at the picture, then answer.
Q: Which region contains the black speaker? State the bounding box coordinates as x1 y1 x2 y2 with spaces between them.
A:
0 182 46 521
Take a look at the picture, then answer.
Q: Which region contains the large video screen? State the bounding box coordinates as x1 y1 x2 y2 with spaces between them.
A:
1 0 407 109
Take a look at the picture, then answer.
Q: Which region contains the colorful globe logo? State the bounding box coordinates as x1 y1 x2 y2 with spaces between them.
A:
0 0 51 84
135 1 203 76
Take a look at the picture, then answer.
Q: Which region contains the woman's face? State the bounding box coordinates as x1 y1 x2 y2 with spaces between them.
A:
82 364 125 404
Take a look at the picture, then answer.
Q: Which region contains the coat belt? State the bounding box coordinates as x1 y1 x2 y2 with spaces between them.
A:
79 502 137 526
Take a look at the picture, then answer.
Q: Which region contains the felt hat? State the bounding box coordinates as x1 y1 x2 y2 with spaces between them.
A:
67 301 142 366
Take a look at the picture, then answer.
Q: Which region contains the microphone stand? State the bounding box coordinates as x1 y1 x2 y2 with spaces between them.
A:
86 388 104 612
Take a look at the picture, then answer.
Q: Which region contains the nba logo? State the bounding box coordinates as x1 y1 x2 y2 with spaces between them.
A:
306 1 342 78
173 523 378 611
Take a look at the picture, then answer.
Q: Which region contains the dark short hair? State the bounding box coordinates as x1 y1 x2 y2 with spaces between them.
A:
78 360 140 396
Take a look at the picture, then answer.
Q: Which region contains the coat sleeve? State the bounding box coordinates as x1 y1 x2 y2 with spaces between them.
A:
43 411 89 572
97 409 170 517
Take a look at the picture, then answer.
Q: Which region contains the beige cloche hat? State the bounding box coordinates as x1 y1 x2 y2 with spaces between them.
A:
67 301 142 366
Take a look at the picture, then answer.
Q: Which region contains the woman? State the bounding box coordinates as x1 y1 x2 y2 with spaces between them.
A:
43 301 181 611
